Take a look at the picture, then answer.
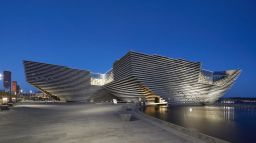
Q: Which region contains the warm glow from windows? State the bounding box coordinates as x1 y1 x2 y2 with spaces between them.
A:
90 70 113 86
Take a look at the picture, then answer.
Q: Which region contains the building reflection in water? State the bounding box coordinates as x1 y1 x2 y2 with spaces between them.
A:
144 105 168 120
144 105 235 122
143 105 256 143
223 106 235 121
143 105 238 142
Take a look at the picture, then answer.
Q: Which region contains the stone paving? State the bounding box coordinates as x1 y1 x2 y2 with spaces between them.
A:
0 103 204 143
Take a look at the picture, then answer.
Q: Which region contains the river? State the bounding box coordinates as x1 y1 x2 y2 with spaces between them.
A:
142 105 256 143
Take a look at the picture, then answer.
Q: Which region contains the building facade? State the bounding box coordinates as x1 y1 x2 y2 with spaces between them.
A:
3 71 11 92
23 51 241 104
104 52 240 104
23 61 101 101
12 81 17 94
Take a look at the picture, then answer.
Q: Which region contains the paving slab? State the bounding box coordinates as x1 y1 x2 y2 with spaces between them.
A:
0 103 206 143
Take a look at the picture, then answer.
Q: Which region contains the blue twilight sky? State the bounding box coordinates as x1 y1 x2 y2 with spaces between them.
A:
0 0 255 97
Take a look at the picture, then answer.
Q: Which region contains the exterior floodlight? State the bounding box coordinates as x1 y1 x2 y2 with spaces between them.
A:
113 99 117 104
2 97 8 104
11 97 16 102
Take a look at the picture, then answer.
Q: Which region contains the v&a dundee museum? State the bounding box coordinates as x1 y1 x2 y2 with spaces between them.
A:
23 51 241 105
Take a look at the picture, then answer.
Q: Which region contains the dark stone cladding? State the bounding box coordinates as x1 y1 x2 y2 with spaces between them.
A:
105 51 241 104
23 51 241 104
23 60 101 101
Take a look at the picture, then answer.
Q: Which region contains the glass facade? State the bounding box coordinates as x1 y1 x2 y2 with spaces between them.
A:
90 69 113 86
199 70 213 84
213 71 227 81
199 70 228 85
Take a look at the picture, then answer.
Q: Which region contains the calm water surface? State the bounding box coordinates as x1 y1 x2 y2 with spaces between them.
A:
142 105 256 143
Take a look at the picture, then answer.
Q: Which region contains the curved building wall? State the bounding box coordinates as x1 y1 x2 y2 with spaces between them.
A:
23 60 98 101
107 51 241 104
23 51 240 104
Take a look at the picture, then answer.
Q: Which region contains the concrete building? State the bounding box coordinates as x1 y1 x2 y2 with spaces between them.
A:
11 81 17 94
3 71 11 92
23 60 105 101
23 51 241 105
105 52 240 104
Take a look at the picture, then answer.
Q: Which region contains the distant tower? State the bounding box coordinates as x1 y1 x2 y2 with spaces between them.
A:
16 85 20 94
3 71 11 92
12 81 17 94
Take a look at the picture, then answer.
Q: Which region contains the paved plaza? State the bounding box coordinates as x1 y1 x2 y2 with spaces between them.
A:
0 103 206 143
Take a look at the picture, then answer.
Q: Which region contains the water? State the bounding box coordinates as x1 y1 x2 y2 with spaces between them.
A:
142 105 256 143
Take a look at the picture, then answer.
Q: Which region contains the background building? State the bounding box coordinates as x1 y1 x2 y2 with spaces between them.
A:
3 71 11 92
11 81 17 94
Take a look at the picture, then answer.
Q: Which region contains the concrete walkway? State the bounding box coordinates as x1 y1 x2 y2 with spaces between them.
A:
0 103 206 143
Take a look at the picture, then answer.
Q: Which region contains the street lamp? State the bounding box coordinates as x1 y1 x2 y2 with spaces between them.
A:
0 73 2 80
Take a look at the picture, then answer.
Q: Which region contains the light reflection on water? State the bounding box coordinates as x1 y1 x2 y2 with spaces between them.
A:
143 105 256 143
